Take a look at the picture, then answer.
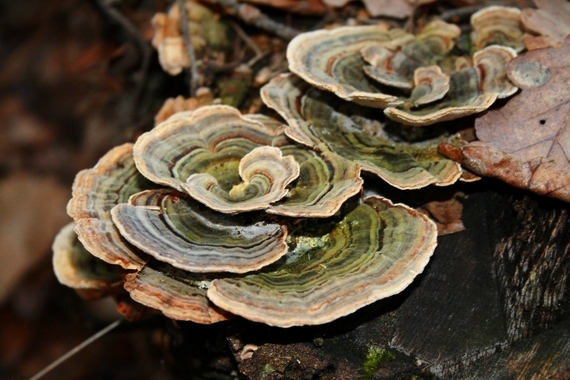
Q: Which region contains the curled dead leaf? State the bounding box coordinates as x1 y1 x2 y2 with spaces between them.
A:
439 37 570 203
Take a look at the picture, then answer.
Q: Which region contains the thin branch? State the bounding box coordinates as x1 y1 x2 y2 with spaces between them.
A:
202 0 300 40
177 0 200 97
29 319 123 380
98 0 153 114
228 20 268 67
439 5 485 22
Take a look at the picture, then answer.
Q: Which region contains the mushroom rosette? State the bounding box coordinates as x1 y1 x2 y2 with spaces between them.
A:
287 8 523 126
53 4 529 328
54 105 438 326
132 105 362 217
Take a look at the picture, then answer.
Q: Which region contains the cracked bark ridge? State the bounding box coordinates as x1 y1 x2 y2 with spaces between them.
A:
392 190 507 377
490 193 570 343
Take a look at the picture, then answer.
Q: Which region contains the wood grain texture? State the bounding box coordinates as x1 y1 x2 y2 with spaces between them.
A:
489 192 570 343
392 190 508 377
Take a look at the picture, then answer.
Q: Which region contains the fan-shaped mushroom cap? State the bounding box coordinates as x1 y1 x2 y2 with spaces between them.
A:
67 143 155 270
415 19 461 53
111 190 289 273
361 20 458 98
261 74 461 189
471 6 525 52
268 147 363 218
52 222 122 290
473 45 518 98
207 196 438 327
124 264 232 323
133 106 290 211
405 65 450 107
182 146 300 213
287 25 408 108
384 45 517 126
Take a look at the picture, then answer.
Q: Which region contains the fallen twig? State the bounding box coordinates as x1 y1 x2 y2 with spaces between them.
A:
29 319 123 380
98 0 153 113
228 20 268 67
202 0 300 40
439 5 485 22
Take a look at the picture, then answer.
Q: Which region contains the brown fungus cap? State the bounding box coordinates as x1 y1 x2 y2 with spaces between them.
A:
52 222 122 290
124 265 232 324
67 143 154 270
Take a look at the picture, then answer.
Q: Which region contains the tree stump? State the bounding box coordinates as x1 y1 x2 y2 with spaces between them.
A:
192 180 570 379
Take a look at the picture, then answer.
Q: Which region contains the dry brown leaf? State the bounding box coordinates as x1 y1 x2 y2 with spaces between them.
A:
154 88 215 125
521 0 570 50
361 0 414 18
322 0 435 18
439 37 570 202
421 195 465 236
439 142 570 202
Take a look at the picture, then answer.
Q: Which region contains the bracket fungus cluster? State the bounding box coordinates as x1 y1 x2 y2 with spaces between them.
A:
287 6 522 126
54 104 437 327
54 5 525 327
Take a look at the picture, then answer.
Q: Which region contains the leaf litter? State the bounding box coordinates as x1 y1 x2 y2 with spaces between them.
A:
440 36 570 202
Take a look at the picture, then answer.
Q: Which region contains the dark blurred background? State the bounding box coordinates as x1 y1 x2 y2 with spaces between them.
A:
0 1 188 378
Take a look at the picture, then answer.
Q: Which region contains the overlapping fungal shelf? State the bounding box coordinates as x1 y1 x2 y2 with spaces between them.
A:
54 6 523 327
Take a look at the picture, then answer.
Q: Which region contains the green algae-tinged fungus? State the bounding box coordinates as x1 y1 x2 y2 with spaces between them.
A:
111 190 289 273
405 65 450 107
287 25 407 108
287 19 519 127
133 106 303 214
123 265 232 324
362 20 460 92
261 74 462 190
134 105 362 218
52 222 122 290
66 143 155 270
54 79 445 325
133 106 286 195
470 6 525 52
472 45 518 98
384 45 518 126
184 146 300 213
268 147 363 218
207 196 438 327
